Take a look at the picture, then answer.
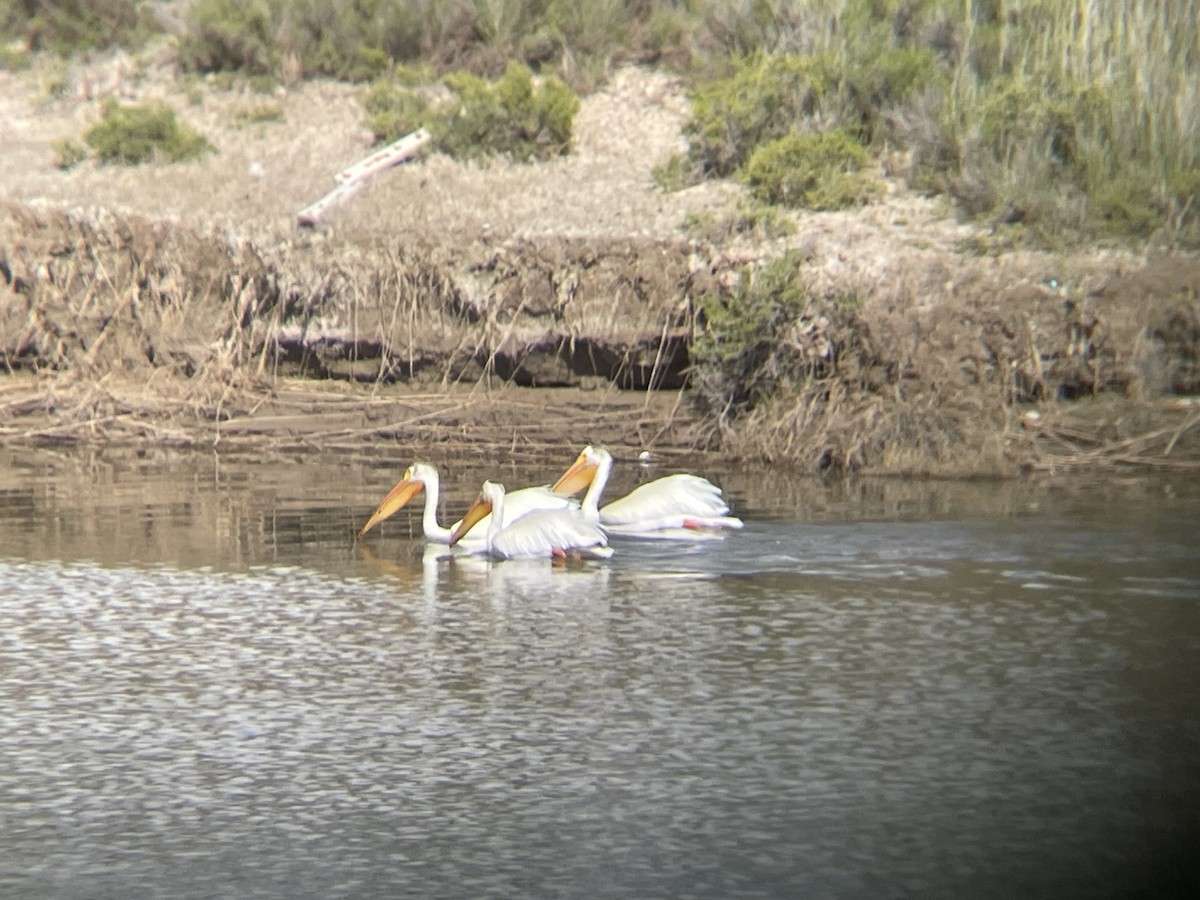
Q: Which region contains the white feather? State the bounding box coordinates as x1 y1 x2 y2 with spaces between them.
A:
359 462 576 548
561 447 743 534
600 472 733 525
458 481 613 560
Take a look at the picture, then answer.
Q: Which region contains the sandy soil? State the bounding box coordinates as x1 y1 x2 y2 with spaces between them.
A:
1 60 736 242
2 49 1198 471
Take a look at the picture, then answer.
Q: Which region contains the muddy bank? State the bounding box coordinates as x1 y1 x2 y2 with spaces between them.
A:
0 202 709 386
1 59 1198 473
0 201 718 459
2 200 1199 472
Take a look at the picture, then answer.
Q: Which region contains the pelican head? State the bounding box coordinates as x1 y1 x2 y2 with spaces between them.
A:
448 480 500 547
551 445 605 496
357 463 434 538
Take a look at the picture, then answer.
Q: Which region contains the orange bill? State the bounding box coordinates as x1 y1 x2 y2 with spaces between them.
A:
357 472 424 538
551 453 597 496
448 494 493 546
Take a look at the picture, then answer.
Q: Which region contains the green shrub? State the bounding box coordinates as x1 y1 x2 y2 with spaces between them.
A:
739 202 797 239
472 0 530 57
390 62 434 87
244 72 281 94
652 152 696 193
975 76 1094 174
541 0 632 89
429 62 579 162
180 77 205 106
941 70 1185 239
742 130 878 209
0 44 29 70
835 46 939 143
346 46 391 83
363 79 430 144
859 46 938 104
168 0 715 89
691 251 811 417
1086 161 1164 239
681 211 719 240
1168 167 1200 232
178 0 276 76
683 201 796 243
683 44 937 179
642 7 692 64
805 169 883 210
84 100 215 165
943 2 1200 244
38 59 71 99
288 2 426 82
545 0 629 58
362 62 580 160
52 138 88 170
1 0 157 55
666 1 1200 245
686 53 830 178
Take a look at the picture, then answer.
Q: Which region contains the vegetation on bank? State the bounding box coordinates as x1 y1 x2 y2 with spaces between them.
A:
4 204 1196 472
689 247 1200 473
661 3 1198 243
4 1 1194 241
83 98 214 164
3 1 1198 473
0 0 159 58
364 61 579 162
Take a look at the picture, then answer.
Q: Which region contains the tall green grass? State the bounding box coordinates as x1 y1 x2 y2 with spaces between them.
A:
675 0 1200 242
939 0 1200 240
176 0 658 87
0 0 157 55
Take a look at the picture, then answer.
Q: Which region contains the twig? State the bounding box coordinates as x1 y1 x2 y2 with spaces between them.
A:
1164 411 1200 456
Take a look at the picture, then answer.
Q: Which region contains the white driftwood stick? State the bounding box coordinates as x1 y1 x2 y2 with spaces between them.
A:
296 179 366 227
336 127 432 183
297 127 432 227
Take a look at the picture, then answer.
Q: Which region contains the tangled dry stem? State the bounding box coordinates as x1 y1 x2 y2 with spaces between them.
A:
2 56 1199 474
3 198 1200 472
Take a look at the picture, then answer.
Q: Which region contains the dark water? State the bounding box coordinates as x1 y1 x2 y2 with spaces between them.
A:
2 447 1199 899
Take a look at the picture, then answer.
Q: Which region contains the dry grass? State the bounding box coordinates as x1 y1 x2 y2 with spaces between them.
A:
0 200 709 458
697 248 1200 474
0 370 705 462
2 59 1197 475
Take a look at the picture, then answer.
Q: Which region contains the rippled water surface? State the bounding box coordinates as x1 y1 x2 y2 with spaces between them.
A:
2 448 1199 898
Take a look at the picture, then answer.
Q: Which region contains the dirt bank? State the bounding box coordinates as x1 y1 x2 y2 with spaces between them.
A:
2 60 1198 471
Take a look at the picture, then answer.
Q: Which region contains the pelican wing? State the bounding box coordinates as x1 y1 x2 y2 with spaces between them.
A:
491 509 613 560
450 484 578 540
501 485 580 523
599 473 732 527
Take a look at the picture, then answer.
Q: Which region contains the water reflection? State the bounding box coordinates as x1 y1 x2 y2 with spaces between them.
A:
1 447 1199 898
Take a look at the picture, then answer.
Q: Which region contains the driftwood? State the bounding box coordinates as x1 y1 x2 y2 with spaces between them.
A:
297 128 432 227
0 373 704 462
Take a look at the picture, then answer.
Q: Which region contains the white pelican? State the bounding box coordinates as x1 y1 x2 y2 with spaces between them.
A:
551 445 744 537
357 462 576 547
449 480 613 560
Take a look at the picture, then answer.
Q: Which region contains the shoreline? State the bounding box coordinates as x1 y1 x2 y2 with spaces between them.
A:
2 64 1198 475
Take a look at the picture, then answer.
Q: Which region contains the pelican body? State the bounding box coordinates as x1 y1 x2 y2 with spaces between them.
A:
357 462 576 548
552 446 743 537
449 481 613 560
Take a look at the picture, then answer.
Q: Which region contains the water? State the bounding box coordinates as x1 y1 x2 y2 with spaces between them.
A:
1 447 1198 898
